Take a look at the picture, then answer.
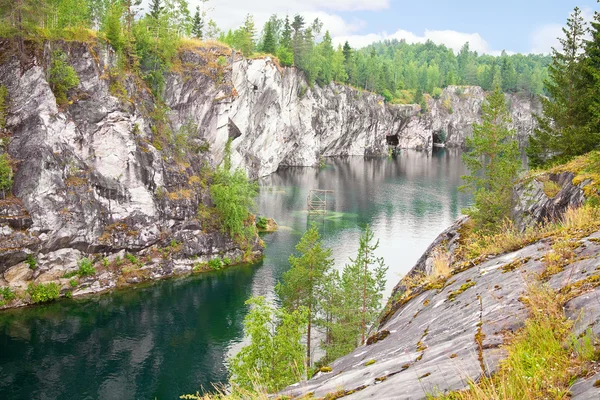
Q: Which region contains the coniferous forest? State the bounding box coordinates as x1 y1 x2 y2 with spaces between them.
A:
0 0 550 104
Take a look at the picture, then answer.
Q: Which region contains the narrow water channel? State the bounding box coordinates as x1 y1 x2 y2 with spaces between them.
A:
0 149 470 400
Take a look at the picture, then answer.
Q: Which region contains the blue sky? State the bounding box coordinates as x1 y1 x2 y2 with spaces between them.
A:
334 0 598 53
162 0 599 54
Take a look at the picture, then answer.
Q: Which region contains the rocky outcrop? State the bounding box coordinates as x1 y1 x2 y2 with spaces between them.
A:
280 171 600 399
0 40 260 307
401 86 541 149
512 172 587 231
163 50 540 178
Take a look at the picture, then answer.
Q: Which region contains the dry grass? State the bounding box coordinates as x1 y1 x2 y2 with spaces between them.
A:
431 249 452 279
543 179 561 198
543 236 578 276
457 205 600 264
433 283 598 400
178 38 233 54
180 386 269 400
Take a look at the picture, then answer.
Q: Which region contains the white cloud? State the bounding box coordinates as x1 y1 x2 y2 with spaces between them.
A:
529 7 595 54
142 0 510 55
170 0 377 37
333 29 507 55
530 23 562 54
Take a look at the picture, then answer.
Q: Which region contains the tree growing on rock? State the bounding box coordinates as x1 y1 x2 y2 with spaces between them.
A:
461 86 521 232
320 225 387 363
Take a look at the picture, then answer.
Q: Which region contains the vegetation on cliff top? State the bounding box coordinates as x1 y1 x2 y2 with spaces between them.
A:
0 0 547 105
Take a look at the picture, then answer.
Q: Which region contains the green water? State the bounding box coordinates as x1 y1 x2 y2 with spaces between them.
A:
0 149 469 400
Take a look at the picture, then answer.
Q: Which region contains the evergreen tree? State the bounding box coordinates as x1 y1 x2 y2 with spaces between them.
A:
317 31 334 85
527 7 593 167
229 296 307 393
339 225 387 346
461 86 521 232
280 15 292 49
276 15 293 66
262 21 276 55
276 223 334 366
191 5 203 39
585 5 600 137
149 0 163 20
342 41 352 62
102 2 125 52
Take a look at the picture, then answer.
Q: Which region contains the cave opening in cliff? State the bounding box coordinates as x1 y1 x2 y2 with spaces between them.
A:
386 134 399 146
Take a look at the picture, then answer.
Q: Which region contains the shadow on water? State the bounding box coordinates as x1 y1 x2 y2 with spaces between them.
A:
0 149 470 400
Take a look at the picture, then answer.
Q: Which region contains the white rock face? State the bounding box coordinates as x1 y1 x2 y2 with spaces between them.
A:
166 56 540 177
0 42 539 281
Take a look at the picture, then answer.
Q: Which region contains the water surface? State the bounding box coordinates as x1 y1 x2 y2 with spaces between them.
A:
0 149 469 400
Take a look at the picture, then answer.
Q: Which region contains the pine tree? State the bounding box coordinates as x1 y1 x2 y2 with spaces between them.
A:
277 15 293 66
342 41 352 62
262 21 276 55
276 223 334 366
585 5 600 137
527 7 593 167
191 6 203 39
461 86 521 232
229 296 307 393
149 0 163 20
340 225 387 345
102 2 125 52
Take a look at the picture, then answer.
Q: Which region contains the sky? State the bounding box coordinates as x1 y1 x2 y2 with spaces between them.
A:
156 0 599 55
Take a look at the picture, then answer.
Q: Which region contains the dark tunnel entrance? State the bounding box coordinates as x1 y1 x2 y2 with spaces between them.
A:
386 134 399 146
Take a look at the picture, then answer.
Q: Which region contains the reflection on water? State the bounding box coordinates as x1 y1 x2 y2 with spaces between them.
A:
257 149 470 297
0 149 469 400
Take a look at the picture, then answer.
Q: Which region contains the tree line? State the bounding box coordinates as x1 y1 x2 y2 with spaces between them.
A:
0 1 549 104
221 14 550 102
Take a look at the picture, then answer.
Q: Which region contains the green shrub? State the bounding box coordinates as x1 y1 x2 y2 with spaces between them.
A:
210 140 258 244
381 89 393 103
48 50 80 106
25 254 37 270
0 153 13 197
298 85 308 99
217 56 227 66
0 85 8 130
432 87 443 99
0 286 16 306
435 129 447 144
208 257 223 270
69 278 78 287
256 216 268 230
223 257 232 266
125 253 141 267
27 282 60 303
77 258 96 277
